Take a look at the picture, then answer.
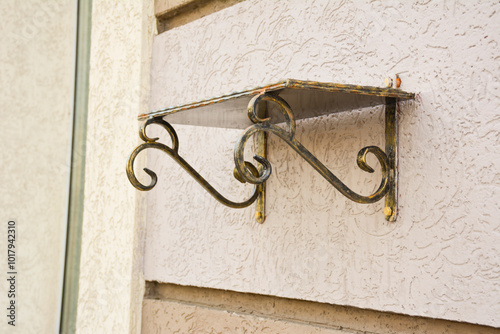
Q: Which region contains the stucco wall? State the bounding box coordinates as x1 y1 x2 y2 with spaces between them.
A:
142 283 500 334
0 1 76 333
75 0 154 333
143 0 500 327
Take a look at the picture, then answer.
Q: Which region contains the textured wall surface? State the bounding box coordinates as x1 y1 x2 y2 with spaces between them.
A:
144 283 500 334
143 0 500 327
0 1 75 333
75 0 154 333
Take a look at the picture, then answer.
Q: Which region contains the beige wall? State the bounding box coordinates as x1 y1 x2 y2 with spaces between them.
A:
143 0 500 328
0 1 76 333
75 0 154 333
142 283 500 334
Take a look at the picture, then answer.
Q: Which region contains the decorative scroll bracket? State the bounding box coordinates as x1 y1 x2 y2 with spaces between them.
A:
233 92 398 222
126 118 267 210
127 81 407 224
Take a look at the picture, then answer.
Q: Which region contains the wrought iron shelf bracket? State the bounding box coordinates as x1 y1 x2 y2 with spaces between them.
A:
127 79 414 223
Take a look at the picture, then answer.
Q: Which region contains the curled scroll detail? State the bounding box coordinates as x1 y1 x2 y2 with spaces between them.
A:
126 118 261 209
234 92 390 204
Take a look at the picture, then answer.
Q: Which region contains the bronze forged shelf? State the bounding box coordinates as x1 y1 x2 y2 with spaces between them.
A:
127 79 414 223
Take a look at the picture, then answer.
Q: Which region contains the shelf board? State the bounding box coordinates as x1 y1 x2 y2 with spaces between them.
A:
140 79 414 129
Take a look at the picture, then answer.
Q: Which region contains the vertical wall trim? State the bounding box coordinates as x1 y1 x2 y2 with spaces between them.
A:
60 0 92 332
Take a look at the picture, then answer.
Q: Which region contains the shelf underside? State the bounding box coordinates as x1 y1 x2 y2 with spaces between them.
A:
141 79 414 129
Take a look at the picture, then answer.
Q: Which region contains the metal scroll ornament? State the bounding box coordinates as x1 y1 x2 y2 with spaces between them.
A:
127 91 394 223
126 118 266 208
233 92 390 203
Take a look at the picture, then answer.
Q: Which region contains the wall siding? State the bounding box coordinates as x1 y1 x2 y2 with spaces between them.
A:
144 0 500 327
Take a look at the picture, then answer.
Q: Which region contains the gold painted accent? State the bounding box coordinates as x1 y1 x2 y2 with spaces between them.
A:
385 98 398 221
255 101 267 223
384 206 393 218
